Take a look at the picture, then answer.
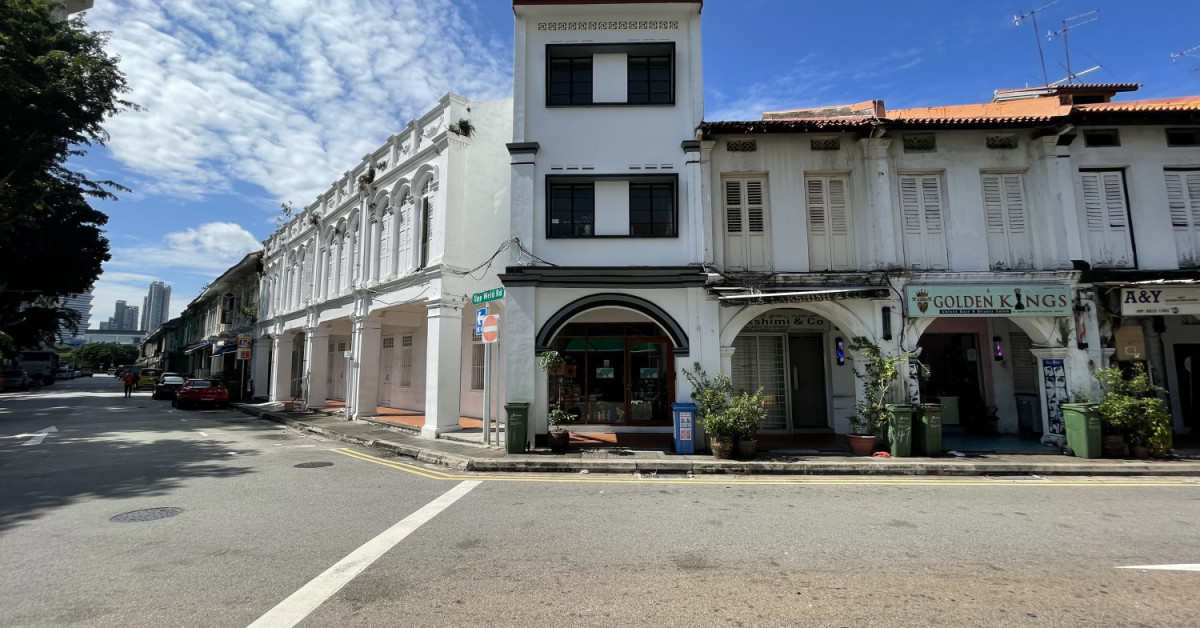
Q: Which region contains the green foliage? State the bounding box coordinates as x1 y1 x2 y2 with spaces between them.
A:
848 337 909 435
0 0 135 355
239 304 258 324
73 341 137 367
538 350 570 433
682 363 764 439
1093 363 1173 456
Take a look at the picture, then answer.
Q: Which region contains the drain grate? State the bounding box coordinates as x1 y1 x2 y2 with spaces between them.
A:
110 507 183 523
294 461 334 469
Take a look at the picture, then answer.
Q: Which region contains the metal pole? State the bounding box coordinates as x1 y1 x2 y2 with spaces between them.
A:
483 342 491 445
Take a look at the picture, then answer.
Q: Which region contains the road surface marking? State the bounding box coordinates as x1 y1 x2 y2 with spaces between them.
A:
246 480 480 628
1118 564 1200 572
332 448 1200 487
22 426 57 446
197 431 208 437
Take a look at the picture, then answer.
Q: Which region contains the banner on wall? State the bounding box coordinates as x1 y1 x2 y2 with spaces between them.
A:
742 312 831 333
905 284 1071 317
1120 286 1200 316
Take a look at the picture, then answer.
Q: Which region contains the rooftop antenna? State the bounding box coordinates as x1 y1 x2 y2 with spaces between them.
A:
1048 10 1100 84
1014 0 1063 86
1173 44 1200 73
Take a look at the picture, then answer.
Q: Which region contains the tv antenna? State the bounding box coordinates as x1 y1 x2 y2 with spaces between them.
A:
1173 44 1200 73
1048 10 1100 84
1014 0 1064 86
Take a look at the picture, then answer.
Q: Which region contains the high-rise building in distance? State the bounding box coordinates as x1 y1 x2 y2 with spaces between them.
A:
58 291 94 339
140 281 171 332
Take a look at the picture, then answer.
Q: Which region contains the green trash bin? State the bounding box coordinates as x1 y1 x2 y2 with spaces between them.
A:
504 402 529 454
1062 403 1101 459
886 404 915 457
914 403 943 456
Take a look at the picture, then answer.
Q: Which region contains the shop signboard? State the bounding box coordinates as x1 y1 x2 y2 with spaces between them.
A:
905 284 1071 317
743 311 831 333
1120 286 1200 316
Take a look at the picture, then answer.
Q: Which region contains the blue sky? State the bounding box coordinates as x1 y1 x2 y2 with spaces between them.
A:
76 0 1200 328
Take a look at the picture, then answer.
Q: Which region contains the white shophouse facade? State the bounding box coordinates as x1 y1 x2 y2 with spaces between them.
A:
701 84 1200 441
502 1 711 447
254 94 513 438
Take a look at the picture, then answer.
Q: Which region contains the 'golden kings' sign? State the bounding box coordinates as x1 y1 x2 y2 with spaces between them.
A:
905 285 1071 317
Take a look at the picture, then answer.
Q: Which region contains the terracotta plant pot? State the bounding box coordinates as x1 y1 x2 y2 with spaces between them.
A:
1102 435 1128 458
848 434 875 456
1132 445 1150 459
548 429 570 453
737 439 757 458
710 436 735 459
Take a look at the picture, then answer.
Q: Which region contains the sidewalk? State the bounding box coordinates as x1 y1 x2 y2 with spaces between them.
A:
233 402 1200 477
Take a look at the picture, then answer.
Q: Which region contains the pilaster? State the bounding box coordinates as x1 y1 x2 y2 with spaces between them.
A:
422 299 465 438
348 316 382 420
858 138 900 269
270 333 295 402
304 327 330 408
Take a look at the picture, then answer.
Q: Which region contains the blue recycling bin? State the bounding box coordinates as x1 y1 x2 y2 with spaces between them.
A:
672 402 697 455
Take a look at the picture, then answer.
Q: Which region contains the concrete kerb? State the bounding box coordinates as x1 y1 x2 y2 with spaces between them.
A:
233 404 1200 477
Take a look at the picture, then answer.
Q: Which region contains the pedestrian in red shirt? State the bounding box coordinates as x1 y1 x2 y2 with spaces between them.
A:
121 372 136 398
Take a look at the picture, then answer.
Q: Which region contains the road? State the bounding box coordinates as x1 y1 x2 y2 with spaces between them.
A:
2 376 1198 627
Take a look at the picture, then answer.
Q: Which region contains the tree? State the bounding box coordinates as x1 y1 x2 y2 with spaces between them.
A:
74 341 137 368
0 0 135 356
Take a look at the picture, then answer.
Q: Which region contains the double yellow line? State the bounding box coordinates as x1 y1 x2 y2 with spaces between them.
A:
332 448 1200 487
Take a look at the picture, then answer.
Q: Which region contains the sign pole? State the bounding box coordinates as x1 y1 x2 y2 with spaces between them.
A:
483 342 491 445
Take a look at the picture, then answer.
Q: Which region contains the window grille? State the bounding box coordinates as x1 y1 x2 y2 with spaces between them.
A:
986 135 1017 149
1167 128 1200 147
1083 129 1120 147
399 335 413 387
903 134 936 152
726 140 757 152
810 138 840 151
731 335 787 430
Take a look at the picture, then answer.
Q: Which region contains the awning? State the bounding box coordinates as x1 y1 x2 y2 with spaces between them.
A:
185 341 212 354
715 287 889 305
213 344 238 357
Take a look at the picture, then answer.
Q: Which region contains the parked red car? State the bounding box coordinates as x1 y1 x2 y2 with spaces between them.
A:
172 379 229 409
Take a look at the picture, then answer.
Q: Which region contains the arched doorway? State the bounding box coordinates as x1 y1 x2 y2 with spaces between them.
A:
538 295 686 426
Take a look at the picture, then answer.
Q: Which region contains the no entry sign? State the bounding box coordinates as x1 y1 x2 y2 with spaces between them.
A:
481 314 500 343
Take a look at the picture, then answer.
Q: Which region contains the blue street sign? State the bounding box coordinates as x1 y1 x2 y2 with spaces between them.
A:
475 307 487 335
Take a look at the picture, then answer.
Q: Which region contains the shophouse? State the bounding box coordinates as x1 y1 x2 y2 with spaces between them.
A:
136 317 180 372
183 251 261 398
253 94 513 438
700 84 1200 445
500 1 710 448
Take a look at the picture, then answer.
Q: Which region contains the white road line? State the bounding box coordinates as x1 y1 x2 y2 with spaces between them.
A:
247 480 481 628
1118 563 1200 572
22 426 57 446
197 431 208 437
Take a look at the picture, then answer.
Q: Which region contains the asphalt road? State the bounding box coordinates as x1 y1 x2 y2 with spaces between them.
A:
2 376 1198 627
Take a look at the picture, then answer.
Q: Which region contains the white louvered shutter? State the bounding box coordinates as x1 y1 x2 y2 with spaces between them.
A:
1166 170 1200 267
325 242 336 297
339 232 349 292
723 178 769 271
899 174 949 270
806 176 854 271
982 173 1033 270
379 211 393 279
1080 171 1134 268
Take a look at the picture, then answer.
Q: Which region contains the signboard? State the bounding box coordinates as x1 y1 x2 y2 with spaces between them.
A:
742 311 831 333
1121 286 1200 316
475 307 488 335
905 284 1071 317
471 287 505 306
481 314 500 343
236 348 251 361
678 409 693 441
219 331 234 339
237 335 251 349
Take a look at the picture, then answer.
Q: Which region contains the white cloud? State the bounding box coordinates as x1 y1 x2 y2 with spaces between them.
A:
85 0 512 205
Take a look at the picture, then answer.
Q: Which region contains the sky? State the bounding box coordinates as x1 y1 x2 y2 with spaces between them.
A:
74 0 1200 329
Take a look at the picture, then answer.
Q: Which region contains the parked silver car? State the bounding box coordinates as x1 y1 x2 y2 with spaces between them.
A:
1 369 32 391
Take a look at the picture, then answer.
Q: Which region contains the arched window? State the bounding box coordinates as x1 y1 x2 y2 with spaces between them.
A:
325 233 337 298
420 178 435 268
379 203 393 281
350 218 361 286
339 228 349 294
397 190 413 276
302 241 314 302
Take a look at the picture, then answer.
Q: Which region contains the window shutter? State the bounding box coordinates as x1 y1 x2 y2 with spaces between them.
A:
339 233 349 291
806 179 826 237
982 173 1032 270
1080 171 1133 268
1166 170 1200 267
899 174 949 270
746 180 764 233
379 212 392 278
723 178 769 271
806 176 854 271
725 180 743 233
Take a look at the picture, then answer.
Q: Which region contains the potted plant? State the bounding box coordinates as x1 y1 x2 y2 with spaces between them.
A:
728 387 767 458
683 364 735 459
848 337 914 457
1093 363 1172 459
538 350 573 453
846 414 876 455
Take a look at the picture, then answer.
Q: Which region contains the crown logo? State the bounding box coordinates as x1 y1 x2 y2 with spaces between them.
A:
916 289 929 298
914 288 931 313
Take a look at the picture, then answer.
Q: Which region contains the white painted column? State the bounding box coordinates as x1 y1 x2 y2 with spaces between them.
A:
304 327 330 408
349 316 382 420
1037 136 1083 266
858 138 900 270
252 334 271 400
422 300 464 438
270 333 294 402
1030 347 1070 446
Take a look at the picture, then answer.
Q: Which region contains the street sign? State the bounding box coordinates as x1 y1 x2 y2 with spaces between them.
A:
481 314 500 343
236 348 251 360
471 287 505 306
237 335 251 349
475 307 488 335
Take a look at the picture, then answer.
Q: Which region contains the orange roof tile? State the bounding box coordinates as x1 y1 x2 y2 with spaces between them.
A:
887 98 1070 122
1076 96 1200 112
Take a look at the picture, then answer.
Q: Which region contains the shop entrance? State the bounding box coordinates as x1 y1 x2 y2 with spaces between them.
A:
549 322 674 425
918 332 986 425
789 335 828 428
1175 344 1200 430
